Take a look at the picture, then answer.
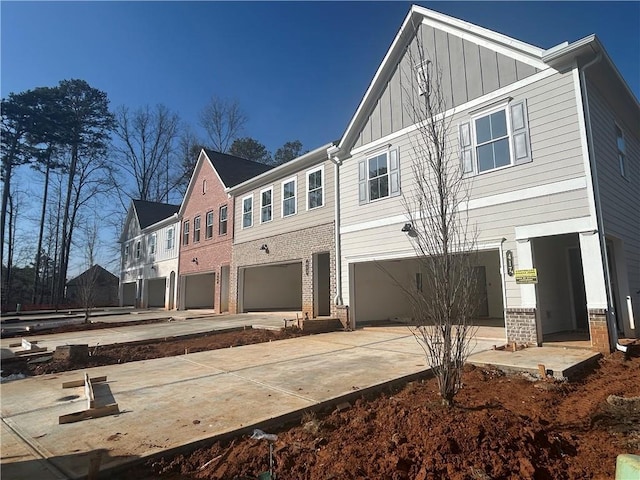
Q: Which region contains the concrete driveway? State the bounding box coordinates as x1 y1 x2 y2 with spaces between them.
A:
0 327 503 479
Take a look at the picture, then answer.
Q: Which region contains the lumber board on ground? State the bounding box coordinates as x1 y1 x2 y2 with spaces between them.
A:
62 375 107 389
58 404 119 425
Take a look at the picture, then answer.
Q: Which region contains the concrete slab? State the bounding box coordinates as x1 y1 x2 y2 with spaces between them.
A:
1 313 291 360
468 345 601 379
1 327 599 479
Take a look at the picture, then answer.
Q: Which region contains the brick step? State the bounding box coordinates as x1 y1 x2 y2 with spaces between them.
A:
299 317 343 334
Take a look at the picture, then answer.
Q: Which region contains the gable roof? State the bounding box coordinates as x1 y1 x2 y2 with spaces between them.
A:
203 149 273 188
336 4 550 157
66 265 118 286
179 149 273 215
133 200 180 229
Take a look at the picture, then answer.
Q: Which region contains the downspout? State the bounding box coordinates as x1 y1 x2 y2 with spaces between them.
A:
327 145 343 307
579 52 624 352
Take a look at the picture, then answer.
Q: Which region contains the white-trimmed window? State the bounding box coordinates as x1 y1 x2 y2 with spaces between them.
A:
205 211 214 239
124 244 130 262
219 205 228 235
149 233 156 255
242 195 253 228
615 124 626 178
135 240 141 259
307 166 324 209
193 215 201 243
281 177 297 217
166 227 174 250
358 148 400 204
182 220 189 245
260 186 273 223
460 99 531 175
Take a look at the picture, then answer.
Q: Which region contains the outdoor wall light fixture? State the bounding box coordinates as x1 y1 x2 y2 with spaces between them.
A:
401 223 413 233
260 244 269 254
305 259 310 276
151 265 156 271
191 257 198 264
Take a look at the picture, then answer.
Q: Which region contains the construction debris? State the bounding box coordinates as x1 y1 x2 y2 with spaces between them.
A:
59 373 119 424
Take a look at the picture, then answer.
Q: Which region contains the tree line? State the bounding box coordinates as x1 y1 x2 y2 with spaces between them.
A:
1 78 304 309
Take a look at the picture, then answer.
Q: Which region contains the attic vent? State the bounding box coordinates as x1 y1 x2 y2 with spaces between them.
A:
415 60 431 96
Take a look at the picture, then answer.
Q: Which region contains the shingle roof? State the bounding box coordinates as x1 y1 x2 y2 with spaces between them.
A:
203 149 273 188
133 200 180 229
66 265 118 286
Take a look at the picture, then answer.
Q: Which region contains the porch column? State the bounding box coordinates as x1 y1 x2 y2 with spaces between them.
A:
579 231 611 352
505 239 539 345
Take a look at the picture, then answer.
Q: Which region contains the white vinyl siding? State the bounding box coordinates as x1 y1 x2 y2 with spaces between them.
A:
282 177 296 217
233 159 335 243
307 166 324 210
242 195 253 228
260 187 273 223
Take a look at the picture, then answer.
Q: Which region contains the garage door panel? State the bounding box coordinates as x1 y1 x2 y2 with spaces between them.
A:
243 263 301 312
122 282 136 306
185 273 215 309
148 278 166 308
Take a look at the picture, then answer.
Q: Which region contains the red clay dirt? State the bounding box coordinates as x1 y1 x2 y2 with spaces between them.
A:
118 350 640 480
1 328 307 377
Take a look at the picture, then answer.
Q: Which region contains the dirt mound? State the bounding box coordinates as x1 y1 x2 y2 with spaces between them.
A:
122 352 640 480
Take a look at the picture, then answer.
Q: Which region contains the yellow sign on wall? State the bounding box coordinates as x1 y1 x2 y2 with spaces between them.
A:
515 268 538 284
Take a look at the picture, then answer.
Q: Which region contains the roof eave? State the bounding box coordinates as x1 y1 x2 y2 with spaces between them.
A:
226 142 335 195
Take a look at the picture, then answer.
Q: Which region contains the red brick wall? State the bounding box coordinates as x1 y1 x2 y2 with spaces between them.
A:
179 159 234 312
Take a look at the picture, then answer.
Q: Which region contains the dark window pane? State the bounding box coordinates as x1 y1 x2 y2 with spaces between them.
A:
494 138 510 168
491 110 507 138
476 116 492 143
477 144 494 172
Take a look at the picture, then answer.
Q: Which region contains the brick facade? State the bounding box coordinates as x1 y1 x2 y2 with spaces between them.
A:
229 222 336 318
178 161 233 312
588 308 611 353
505 307 538 345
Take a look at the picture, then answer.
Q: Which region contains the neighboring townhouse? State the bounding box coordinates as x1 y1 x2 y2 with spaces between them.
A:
178 149 271 311
119 200 180 309
66 265 118 307
328 5 638 352
227 143 339 318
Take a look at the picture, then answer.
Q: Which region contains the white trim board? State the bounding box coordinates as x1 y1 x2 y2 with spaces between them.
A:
514 216 596 240
349 68 557 157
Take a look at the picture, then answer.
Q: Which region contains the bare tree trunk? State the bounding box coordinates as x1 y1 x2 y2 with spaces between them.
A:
32 153 52 304
56 143 77 305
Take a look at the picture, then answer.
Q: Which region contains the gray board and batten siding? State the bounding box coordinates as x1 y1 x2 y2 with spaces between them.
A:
354 23 540 149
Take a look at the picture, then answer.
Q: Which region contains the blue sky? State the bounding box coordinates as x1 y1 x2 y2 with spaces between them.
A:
2 1 639 274
3 1 639 155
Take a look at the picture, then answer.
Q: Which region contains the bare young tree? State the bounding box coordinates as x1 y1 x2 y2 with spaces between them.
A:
401 27 480 406
76 221 99 323
198 96 246 153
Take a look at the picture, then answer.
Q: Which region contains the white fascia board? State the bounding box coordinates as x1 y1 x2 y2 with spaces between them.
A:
227 143 334 196
337 9 420 155
418 11 546 69
142 214 179 234
178 149 208 216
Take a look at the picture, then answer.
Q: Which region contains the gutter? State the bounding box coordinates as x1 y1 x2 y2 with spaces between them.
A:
327 144 343 307
578 53 625 353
